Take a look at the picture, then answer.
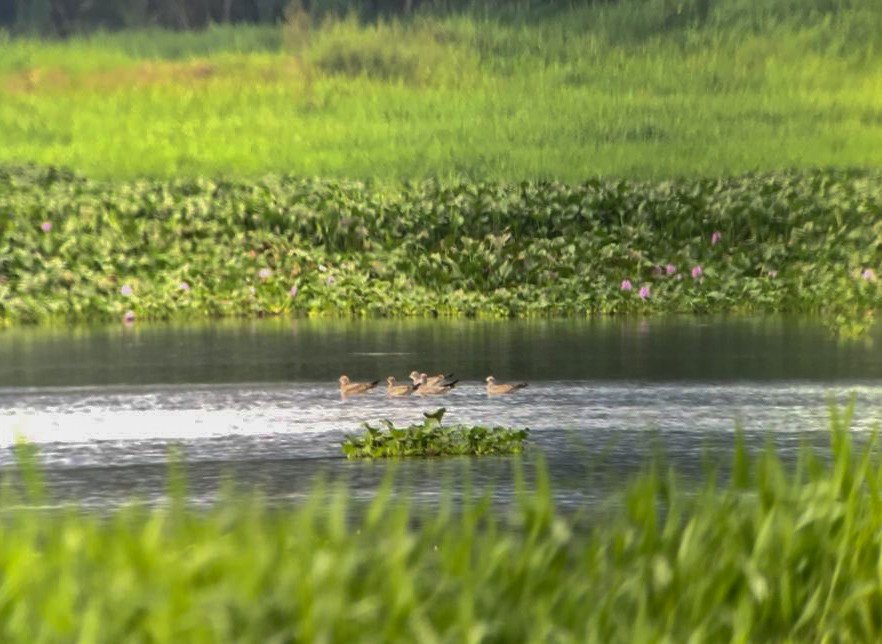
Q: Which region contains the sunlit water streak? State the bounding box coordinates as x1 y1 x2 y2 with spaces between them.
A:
2 380 881 509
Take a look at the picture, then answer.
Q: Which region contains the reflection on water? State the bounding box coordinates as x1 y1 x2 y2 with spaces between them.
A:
0 317 881 508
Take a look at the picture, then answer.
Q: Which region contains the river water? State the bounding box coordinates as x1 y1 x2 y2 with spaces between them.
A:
1 317 881 509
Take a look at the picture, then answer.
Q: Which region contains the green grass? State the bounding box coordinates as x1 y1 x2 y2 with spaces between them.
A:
0 1 880 180
3 403 882 640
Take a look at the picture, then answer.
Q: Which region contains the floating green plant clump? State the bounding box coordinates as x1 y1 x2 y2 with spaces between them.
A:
342 408 529 458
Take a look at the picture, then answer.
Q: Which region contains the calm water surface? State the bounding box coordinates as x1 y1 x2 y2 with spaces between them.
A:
1 317 882 509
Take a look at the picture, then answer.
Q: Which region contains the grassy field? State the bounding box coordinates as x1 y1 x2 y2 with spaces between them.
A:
0 1 881 181
2 405 882 641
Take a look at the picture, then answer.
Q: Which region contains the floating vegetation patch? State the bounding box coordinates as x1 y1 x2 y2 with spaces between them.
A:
342 408 529 458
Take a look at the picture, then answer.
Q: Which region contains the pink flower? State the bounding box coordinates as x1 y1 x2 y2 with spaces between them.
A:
862 268 875 282
40 221 52 232
289 286 298 297
120 284 133 297
768 270 778 278
711 231 722 245
665 264 677 275
621 279 633 291
123 310 135 323
691 266 703 279
179 282 190 291
258 268 272 280
638 286 650 299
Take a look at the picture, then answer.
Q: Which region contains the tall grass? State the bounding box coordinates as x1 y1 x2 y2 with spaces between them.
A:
2 403 882 640
0 1 880 180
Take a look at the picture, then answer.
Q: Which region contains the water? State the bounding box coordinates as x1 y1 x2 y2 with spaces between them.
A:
1 317 881 510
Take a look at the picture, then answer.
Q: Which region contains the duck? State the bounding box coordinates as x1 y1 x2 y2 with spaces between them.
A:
485 376 528 395
417 373 459 395
409 370 455 387
387 376 420 396
339 375 380 396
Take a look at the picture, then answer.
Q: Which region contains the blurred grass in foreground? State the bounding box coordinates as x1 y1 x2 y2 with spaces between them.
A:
0 0 880 180
2 402 882 640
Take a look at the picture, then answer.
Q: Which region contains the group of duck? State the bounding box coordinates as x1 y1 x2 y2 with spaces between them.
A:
338 371 529 397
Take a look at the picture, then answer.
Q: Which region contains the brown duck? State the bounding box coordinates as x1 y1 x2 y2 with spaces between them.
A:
485 376 528 395
339 375 380 396
417 373 459 395
387 376 420 396
409 371 455 387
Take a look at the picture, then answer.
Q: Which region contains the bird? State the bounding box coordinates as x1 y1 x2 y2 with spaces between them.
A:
409 371 455 387
417 373 459 395
339 375 380 396
485 376 528 395
387 376 420 396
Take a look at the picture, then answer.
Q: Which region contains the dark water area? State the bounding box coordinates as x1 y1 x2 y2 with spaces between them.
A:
1 317 881 510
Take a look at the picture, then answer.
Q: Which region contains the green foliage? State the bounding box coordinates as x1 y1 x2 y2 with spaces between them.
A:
0 4 881 180
342 407 530 458
2 404 882 640
1 167 881 327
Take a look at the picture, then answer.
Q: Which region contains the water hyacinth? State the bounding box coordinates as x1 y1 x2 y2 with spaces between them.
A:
4 168 882 327
768 270 778 278
179 282 190 292
289 286 298 297
711 231 722 245
40 221 52 232
639 286 650 299
120 284 133 297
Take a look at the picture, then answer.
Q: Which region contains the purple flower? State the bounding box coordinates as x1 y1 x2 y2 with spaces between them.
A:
179 282 190 291
638 286 651 300
120 284 133 297
862 268 875 282
768 270 778 278
711 231 722 245
665 264 677 275
691 266 703 279
40 221 52 232
123 310 135 323
258 268 272 280
621 279 633 291
289 285 298 297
